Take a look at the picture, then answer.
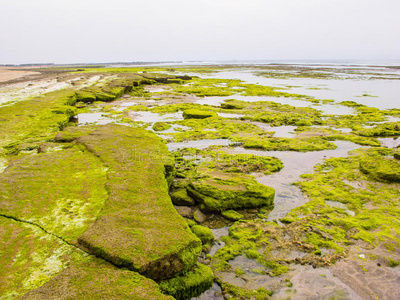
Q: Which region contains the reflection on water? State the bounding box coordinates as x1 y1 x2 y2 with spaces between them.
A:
223 141 363 220
194 68 400 110
77 112 114 125
271 265 363 300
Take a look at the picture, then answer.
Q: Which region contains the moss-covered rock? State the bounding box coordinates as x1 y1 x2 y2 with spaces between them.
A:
191 225 214 245
393 149 400 160
359 157 400 182
0 145 108 242
182 109 217 119
22 260 173 300
187 171 274 212
171 189 195 206
153 122 172 131
221 100 244 109
0 216 89 298
159 263 214 300
222 210 244 221
75 90 96 103
74 124 202 280
0 89 78 153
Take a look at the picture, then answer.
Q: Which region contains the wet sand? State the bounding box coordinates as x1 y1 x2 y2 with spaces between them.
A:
0 67 40 83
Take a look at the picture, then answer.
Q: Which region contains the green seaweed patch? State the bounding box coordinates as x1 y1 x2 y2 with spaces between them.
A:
191 225 215 245
188 171 275 212
219 282 272 300
292 147 400 251
22 259 173 300
159 263 214 300
153 122 172 131
222 210 244 221
0 216 90 298
295 126 380 147
0 145 108 243
0 89 78 153
359 156 400 182
239 135 337 152
355 121 400 137
174 148 283 175
171 189 195 206
73 124 202 281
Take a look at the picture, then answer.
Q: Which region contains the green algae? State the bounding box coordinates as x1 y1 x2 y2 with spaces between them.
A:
240 135 337 152
355 121 400 137
0 145 108 243
359 156 400 182
222 210 244 221
0 216 90 299
187 172 274 212
191 225 215 245
174 148 283 175
159 263 214 300
171 189 195 206
70 124 201 280
289 147 400 251
22 259 173 300
0 89 78 153
294 126 381 147
153 122 172 131
182 109 217 119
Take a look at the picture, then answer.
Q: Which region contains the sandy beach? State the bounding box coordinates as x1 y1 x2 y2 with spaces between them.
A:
0 67 40 83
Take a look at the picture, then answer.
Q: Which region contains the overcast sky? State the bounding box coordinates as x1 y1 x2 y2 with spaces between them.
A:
1 0 399 64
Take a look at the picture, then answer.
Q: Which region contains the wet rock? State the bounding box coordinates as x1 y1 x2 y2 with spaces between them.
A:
194 209 208 223
174 206 193 218
171 189 195 206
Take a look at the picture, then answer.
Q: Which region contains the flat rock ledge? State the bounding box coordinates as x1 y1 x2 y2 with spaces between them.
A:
68 124 202 280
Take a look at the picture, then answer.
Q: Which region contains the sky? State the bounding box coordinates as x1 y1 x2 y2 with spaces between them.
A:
1 0 399 64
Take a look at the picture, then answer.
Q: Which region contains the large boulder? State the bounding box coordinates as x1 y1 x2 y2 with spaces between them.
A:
187 171 274 212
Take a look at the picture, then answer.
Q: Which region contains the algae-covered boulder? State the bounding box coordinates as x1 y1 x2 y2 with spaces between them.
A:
74 124 202 280
159 263 214 300
183 109 217 119
75 90 96 103
191 225 214 245
22 260 174 300
359 157 400 182
221 100 244 109
222 210 244 221
153 122 172 131
171 189 196 206
187 171 274 212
